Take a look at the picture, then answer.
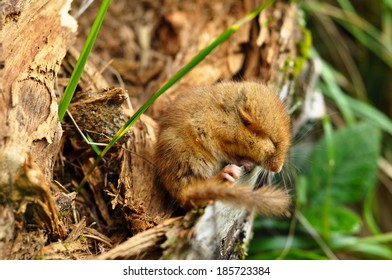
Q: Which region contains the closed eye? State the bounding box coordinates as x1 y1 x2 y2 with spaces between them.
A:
270 138 278 149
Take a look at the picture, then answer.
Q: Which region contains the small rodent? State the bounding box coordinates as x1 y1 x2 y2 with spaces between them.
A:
155 81 291 216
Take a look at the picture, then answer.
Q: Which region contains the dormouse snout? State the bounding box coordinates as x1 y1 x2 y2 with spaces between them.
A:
270 163 283 173
265 157 284 173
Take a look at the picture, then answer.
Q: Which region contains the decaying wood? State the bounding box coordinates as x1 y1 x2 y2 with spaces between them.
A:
0 0 76 259
1 0 312 259
95 206 253 260
163 204 254 260
63 86 176 235
117 115 177 234
39 216 113 259
96 217 182 260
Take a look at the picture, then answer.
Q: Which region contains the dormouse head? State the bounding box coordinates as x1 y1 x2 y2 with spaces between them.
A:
217 82 291 173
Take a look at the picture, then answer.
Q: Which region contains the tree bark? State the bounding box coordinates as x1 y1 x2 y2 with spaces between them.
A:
0 0 76 259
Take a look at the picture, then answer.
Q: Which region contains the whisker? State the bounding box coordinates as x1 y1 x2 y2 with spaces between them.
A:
282 169 288 190
293 120 320 142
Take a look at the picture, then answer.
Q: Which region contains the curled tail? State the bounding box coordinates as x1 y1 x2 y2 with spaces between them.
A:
180 182 291 216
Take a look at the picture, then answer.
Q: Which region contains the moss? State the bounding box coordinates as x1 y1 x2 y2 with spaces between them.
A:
233 241 247 260
293 26 312 77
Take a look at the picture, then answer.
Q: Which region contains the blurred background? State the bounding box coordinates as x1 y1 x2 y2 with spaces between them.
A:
249 0 392 259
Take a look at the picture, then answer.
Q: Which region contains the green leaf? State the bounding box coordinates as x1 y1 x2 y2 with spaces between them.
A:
319 60 392 136
58 0 111 121
253 217 291 231
307 122 381 205
248 235 321 257
384 0 392 9
346 243 392 259
303 2 392 67
319 62 356 126
249 231 329 260
302 206 362 235
249 249 328 260
86 134 101 155
344 94 392 136
330 234 392 259
297 174 308 206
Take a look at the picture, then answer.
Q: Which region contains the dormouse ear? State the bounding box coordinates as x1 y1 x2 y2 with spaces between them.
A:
238 107 254 128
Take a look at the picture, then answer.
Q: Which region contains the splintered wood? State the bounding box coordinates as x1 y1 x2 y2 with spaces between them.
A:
0 0 76 259
1 0 309 259
62 86 175 235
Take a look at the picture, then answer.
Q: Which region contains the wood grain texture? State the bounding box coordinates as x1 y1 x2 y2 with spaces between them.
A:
0 0 76 259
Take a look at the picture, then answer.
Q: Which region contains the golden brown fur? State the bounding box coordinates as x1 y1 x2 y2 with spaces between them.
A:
155 81 291 216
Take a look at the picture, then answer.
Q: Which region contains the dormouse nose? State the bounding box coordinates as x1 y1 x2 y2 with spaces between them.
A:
265 157 283 173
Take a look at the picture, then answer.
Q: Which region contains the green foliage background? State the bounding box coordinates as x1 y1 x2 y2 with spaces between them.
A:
249 0 392 260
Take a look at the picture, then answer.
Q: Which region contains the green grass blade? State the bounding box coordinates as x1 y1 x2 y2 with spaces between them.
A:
363 186 381 235
58 0 111 122
297 212 337 259
355 232 392 244
331 234 392 259
318 58 356 126
86 134 102 155
76 0 276 192
303 1 392 67
321 116 335 241
344 94 392 136
382 0 392 45
320 58 392 136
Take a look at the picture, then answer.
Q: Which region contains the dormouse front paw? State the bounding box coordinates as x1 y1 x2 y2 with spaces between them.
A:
220 164 244 182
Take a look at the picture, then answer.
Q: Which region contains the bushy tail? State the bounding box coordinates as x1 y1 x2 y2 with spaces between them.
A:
180 182 291 216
